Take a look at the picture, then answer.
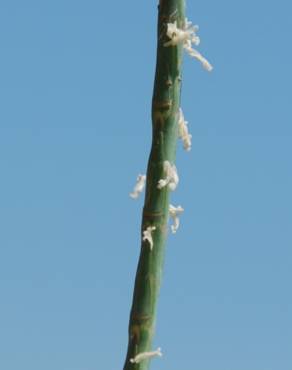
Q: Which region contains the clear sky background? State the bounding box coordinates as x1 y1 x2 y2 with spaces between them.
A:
0 1 291 370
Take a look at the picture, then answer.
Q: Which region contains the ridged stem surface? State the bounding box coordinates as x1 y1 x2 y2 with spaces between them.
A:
123 1 185 370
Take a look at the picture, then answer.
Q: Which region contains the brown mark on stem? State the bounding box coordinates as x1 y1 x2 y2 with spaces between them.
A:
166 78 173 87
153 99 172 127
130 324 141 343
143 209 164 219
153 100 172 110
131 313 151 323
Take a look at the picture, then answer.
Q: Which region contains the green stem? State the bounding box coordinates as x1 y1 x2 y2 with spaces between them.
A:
123 1 185 370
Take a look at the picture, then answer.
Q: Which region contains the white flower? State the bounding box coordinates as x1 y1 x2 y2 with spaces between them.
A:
164 18 213 72
157 161 179 191
129 174 146 199
184 39 213 72
178 108 192 151
130 347 162 364
164 20 200 47
169 204 184 233
143 226 156 250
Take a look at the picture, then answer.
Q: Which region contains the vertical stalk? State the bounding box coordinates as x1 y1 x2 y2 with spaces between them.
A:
123 1 185 370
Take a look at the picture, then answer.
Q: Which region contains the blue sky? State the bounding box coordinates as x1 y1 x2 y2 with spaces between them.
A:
0 1 291 370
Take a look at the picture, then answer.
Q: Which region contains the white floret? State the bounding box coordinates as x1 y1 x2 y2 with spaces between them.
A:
130 174 146 199
157 161 179 191
142 226 156 250
130 347 162 364
169 204 184 233
164 18 213 71
184 40 213 71
178 108 192 151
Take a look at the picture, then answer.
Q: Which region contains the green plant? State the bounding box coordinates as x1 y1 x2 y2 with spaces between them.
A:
123 1 212 369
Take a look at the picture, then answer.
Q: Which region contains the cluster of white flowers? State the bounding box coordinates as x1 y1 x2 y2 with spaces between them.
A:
157 161 179 191
129 174 146 199
164 18 213 72
143 226 156 250
130 347 162 364
178 108 192 152
169 204 184 233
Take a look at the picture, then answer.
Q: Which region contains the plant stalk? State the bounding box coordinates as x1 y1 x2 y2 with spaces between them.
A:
123 1 185 369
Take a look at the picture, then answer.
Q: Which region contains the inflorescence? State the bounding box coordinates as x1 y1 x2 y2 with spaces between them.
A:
127 10 213 365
